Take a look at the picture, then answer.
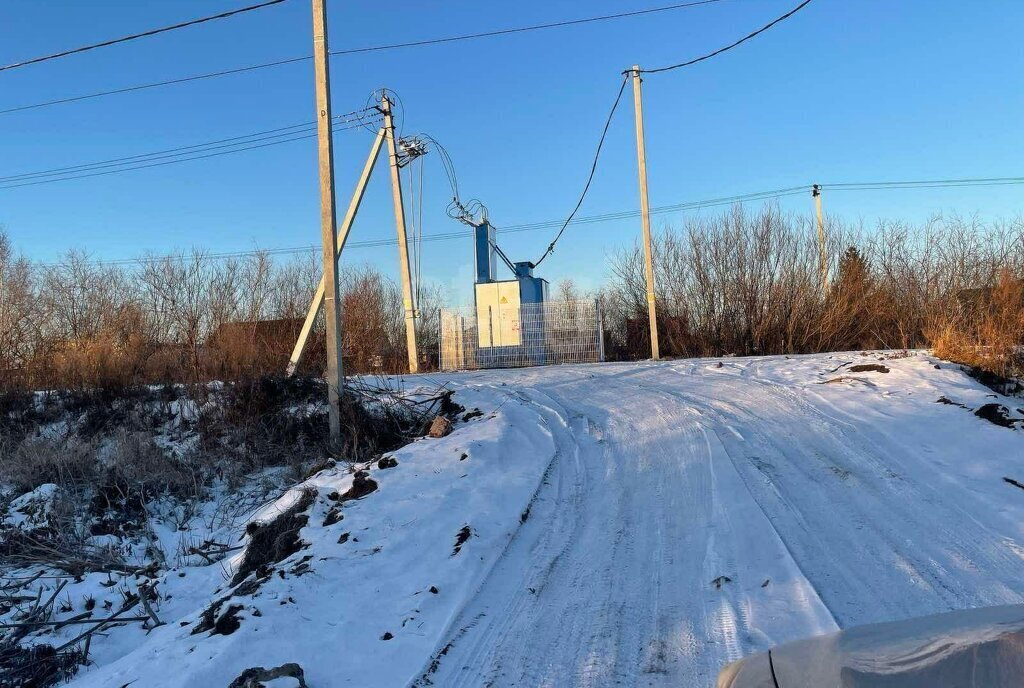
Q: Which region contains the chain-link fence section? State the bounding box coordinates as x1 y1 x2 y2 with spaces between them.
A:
439 299 604 371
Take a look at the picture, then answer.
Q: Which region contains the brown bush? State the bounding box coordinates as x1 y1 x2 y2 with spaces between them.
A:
929 269 1024 378
603 207 1024 379
0 231 440 395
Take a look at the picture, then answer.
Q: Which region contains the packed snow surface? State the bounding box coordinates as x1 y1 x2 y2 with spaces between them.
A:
64 352 1024 687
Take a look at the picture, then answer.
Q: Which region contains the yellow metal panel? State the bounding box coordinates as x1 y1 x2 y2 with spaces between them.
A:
496 281 522 346
475 281 521 347
476 283 498 347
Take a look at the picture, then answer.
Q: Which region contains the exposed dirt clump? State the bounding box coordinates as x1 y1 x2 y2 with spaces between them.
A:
936 396 969 408
192 597 244 636
228 662 307 688
232 488 316 586
378 456 398 469
337 471 378 502
848 363 890 374
452 525 472 556
975 403 1019 429
322 507 343 527
439 392 464 418
966 366 1024 396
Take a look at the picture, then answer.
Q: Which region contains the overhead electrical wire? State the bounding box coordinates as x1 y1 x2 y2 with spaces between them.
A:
1 0 724 116
0 0 289 73
533 73 630 267
417 132 521 274
821 176 1024 191
335 0 722 58
0 56 313 116
22 183 835 268
0 111 377 190
0 108 374 183
534 0 814 265
638 0 814 74
36 175 1024 268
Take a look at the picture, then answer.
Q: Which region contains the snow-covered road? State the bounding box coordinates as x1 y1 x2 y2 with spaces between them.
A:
62 353 1024 688
421 354 1024 687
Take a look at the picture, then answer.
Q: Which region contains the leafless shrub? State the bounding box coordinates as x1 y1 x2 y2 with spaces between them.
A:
603 205 1024 378
1 227 448 398
1 436 99 495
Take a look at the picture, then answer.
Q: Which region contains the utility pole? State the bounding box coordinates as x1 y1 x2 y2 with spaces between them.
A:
311 0 344 442
381 94 420 373
812 184 828 291
630 65 660 360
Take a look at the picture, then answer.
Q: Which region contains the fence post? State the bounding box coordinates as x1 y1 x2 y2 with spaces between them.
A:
596 298 606 362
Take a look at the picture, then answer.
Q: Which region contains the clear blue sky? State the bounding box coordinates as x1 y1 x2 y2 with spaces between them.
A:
1 0 1022 303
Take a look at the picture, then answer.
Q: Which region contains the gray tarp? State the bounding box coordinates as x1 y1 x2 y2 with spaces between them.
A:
718 605 1024 687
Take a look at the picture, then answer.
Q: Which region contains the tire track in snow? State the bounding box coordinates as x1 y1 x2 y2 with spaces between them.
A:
654 363 1024 628
419 367 835 687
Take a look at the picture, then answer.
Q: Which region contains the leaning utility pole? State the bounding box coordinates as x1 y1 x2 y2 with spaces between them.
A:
311 0 344 442
381 94 420 373
812 183 828 290
630 65 660 360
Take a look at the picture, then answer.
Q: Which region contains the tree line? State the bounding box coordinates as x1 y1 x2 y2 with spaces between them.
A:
1 204 1022 392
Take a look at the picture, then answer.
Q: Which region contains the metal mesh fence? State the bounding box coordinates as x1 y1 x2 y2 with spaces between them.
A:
440 299 604 371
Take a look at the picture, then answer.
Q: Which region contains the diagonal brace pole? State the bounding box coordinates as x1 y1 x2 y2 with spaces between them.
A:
287 127 386 376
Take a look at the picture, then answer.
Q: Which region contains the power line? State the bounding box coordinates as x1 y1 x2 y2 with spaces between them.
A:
533 0 814 263
0 56 312 116
32 184 812 268
0 116 377 190
334 0 722 57
0 108 374 184
534 74 631 267
822 176 1024 191
31 175 1024 268
639 0 813 74
0 0 289 74
1 1 724 116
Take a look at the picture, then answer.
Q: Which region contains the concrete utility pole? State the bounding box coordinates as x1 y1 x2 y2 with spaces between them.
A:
311 0 344 442
381 94 420 373
813 184 829 291
630 65 660 360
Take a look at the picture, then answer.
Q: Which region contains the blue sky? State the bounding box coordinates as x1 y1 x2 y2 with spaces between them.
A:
1 0 1022 303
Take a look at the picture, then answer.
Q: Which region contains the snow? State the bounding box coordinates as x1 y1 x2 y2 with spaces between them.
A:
29 352 1024 687
65 384 559 687
3 483 61 528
